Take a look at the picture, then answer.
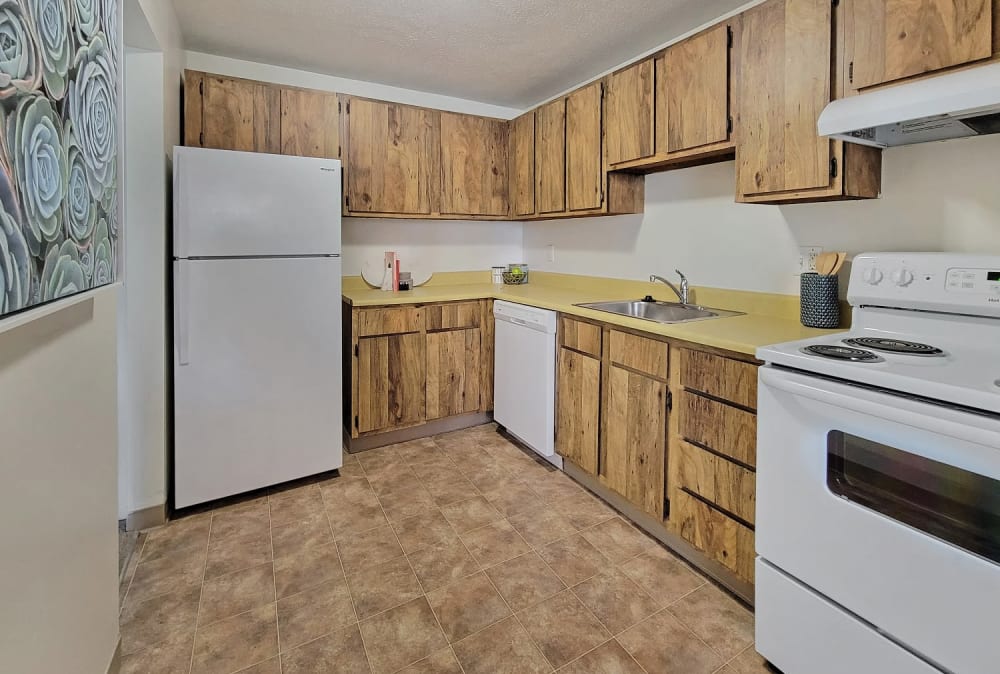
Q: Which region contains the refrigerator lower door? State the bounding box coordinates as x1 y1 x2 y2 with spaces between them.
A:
173 256 343 508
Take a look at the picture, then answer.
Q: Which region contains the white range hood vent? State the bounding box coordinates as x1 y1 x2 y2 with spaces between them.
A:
818 61 1000 148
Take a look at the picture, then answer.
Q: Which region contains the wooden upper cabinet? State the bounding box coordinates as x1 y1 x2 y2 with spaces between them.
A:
440 112 509 217
566 82 604 211
280 88 339 159
510 112 536 216
197 73 281 153
536 99 567 214
344 97 440 215
848 0 994 91
606 60 655 165
663 23 732 153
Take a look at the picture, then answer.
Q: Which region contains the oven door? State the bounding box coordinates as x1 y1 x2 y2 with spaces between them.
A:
757 366 1000 674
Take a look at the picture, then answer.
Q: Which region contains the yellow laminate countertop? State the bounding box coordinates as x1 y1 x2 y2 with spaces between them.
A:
343 273 841 357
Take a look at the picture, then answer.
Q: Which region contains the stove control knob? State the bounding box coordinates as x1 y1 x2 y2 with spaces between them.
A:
863 268 884 285
892 269 915 287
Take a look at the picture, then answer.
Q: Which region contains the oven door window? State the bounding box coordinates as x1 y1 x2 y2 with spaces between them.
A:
827 431 1000 565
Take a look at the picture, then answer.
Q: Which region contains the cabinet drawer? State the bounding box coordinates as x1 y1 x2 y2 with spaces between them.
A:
560 316 602 357
677 441 755 524
357 307 424 337
680 349 758 409
680 391 756 467
425 302 481 331
608 330 668 379
674 489 755 583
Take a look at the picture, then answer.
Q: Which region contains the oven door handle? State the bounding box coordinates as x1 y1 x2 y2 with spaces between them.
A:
760 367 1000 447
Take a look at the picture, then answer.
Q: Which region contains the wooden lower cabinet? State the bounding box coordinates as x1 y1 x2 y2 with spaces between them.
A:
426 328 482 420
555 347 601 474
356 332 426 434
674 489 755 582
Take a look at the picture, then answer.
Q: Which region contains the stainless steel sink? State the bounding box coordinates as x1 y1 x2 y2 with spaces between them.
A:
574 299 744 324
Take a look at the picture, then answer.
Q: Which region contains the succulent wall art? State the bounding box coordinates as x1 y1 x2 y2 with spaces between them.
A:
0 0 119 318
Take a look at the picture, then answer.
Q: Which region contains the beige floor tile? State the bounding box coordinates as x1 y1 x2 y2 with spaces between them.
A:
398 647 463 673
120 585 201 656
484 552 565 612
359 597 449 674
270 513 334 559
119 630 195 674
460 461 511 491
424 475 479 506
408 538 481 592
191 603 279 674
337 524 404 574
426 571 511 643
440 495 503 533
617 609 723 674
460 519 531 568
359 450 409 482
335 462 366 479
558 639 644 674
667 584 754 661
325 495 388 537
281 624 371 673
520 471 583 503
392 437 441 463
453 616 552 674
537 534 609 586
128 549 206 604
141 517 211 564
319 477 376 505
571 567 660 634
347 555 424 619
199 562 276 627
273 542 344 600
516 590 611 669
718 646 773 673
276 577 357 651
210 503 271 543
551 491 617 531
205 530 272 580
619 546 706 607
378 483 438 522
580 518 655 565
368 468 420 497
235 657 281 673
480 478 542 518
508 509 577 548
390 509 457 554
268 489 324 528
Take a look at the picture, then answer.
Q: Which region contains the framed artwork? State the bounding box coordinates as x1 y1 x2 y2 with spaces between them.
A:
0 0 120 318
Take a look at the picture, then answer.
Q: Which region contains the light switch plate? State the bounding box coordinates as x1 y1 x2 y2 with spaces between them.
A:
546 244 556 263
798 246 822 274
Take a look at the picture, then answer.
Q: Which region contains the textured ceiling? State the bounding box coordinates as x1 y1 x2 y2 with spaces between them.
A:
171 0 747 109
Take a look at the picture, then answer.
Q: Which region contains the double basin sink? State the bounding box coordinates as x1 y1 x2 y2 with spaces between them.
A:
575 298 744 324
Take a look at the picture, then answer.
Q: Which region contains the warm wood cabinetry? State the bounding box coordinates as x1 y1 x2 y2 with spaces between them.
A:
663 23 732 154
186 72 280 153
280 88 340 159
566 82 605 211
535 99 567 214
509 112 536 216
440 113 509 217
605 59 655 166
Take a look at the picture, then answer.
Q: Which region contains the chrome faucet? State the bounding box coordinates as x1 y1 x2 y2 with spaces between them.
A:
650 270 689 305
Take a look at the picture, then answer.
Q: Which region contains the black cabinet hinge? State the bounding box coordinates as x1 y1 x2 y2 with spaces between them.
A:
345 195 350 208
354 344 359 356
199 131 204 146
338 100 342 114
346 101 350 114
830 157 839 179
666 390 674 413
727 25 733 48
354 415 359 429
848 61 854 84
199 80 204 95
663 497 671 518
727 116 733 134
832 0 839 6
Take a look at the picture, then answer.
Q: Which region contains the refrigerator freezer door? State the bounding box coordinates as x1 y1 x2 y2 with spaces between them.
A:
173 257 343 508
174 147 342 258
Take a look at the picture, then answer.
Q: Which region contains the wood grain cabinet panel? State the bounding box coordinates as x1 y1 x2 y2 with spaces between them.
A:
201 75 280 153
280 88 339 159
664 23 731 153
559 317 602 358
679 391 757 467
848 0 994 90
357 332 426 434
425 302 481 331
674 489 755 582
677 441 755 524
680 349 757 409
426 328 482 420
606 59 655 165
440 112 509 216
357 307 424 337
510 112 536 216
608 330 668 380
566 82 604 211
536 99 567 214
556 348 601 474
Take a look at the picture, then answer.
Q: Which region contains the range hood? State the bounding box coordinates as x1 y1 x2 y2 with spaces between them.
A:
818 61 1000 148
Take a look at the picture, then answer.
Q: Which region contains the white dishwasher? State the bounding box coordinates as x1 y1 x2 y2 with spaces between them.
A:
493 301 560 467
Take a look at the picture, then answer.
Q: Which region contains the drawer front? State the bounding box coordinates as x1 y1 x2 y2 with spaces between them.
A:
674 489 755 582
677 441 755 524
560 316 602 357
680 391 757 467
680 349 758 409
608 330 668 379
357 306 424 337
425 301 482 331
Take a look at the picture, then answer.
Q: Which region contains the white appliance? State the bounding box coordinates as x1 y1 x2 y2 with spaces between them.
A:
755 253 1000 674
818 60 1000 147
493 301 559 466
172 147 343 508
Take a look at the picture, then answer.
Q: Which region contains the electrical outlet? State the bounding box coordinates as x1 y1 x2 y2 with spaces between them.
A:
798 246 823 274
546 244 556 263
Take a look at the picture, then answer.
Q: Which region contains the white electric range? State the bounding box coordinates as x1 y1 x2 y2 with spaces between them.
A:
754 253 1000 674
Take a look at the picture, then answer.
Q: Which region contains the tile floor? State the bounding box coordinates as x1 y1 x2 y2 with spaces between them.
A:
119 424 770 674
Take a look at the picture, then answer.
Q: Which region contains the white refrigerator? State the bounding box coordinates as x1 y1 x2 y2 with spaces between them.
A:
172 147 343 509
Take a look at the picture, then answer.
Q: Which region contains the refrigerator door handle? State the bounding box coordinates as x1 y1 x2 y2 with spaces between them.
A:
176 262 190 366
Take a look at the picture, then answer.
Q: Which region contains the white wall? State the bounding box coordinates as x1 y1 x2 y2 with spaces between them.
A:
523 135 1000 295
0 291 120 674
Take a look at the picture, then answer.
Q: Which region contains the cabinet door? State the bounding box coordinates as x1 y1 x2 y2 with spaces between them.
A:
566 82 604 211
849 0 993 90
357 332 425 433
736 0 833 196
536 99 566 214
426 328 482 419
556 348 601 474
664 24 731 153
606 60 655 165
510 112 536 216
280 88 339 159
202 75 280 153
440 113 509 216
345 98 439 215
602 365 667 517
